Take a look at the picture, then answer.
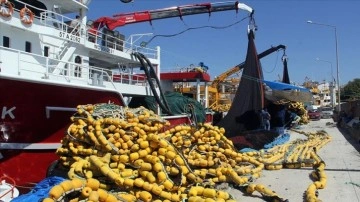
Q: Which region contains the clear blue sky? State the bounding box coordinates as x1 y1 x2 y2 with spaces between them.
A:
88 0 360 86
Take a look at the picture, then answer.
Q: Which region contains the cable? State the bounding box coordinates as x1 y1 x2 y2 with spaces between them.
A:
145 17 249 45
263 50 280 74
141 53 172 114
132 52 173 115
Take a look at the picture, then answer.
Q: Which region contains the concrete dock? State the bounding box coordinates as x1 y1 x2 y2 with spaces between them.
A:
230 118 360 202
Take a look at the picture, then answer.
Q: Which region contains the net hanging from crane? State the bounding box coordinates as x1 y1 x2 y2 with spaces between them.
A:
282 57 290 84
216 30 265 137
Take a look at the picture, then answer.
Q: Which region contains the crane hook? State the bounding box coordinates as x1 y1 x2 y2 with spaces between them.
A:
282 50 287 62
248 13 257 34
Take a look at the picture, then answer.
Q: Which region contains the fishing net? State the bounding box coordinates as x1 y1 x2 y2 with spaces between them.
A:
282 57 290 84
129 92 206 123
216 30 264 137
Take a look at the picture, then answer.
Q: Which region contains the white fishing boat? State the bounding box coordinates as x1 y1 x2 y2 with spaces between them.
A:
0 0 253 192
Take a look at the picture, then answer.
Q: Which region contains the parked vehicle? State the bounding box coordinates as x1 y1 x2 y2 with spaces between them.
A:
306 105 319 111
308 109 321 120
319 107 334 119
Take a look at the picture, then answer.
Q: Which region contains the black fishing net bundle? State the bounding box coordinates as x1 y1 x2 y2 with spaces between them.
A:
216 30 265 137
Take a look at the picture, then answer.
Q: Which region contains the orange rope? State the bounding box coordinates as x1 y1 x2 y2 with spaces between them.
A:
0 175 16 199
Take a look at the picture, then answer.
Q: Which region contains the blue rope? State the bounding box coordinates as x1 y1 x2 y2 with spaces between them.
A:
239 133 290 152
239 148 258 153
264 133 290 149
11 176 66 202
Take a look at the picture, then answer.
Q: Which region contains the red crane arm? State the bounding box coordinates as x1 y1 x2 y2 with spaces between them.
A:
92 1 253 30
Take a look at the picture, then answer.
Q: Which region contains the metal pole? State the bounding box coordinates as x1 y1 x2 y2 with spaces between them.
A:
334 27 341 112
307 21 340 111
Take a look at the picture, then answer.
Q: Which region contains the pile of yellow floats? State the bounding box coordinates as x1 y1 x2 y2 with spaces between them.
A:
42 103 330 202
274 100 310 124
287 101 310 124
210 103 231 113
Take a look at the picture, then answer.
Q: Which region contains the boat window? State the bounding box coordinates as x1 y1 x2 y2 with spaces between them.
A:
25 41 31 53
3 36 10 48
44 46 49 57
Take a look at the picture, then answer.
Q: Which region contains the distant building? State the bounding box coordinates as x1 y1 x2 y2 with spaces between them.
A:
303 79 337 108
314 81 337 107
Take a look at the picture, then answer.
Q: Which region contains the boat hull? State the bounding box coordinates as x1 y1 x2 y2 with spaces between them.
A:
0 76 213 192
0 76 124 192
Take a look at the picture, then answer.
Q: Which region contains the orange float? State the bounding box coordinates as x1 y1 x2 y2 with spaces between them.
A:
0 0 14 18
20 7 34 25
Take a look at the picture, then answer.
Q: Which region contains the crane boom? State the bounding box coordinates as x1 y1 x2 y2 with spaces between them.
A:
211 44 286 88
93 1 254 30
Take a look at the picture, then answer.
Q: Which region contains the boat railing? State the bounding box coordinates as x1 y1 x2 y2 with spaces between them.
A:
85 28 158 60
111 72 149 86
86 27 126 53
8 0 158 60
0 46 150 88
89 66 149 87
162 65 204 73
39 11 82 35
12 0 83 26
12 0 67 31
37 12 158 60
126 44 158 60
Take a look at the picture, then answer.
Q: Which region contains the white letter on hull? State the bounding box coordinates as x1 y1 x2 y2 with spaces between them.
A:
1 107 16 119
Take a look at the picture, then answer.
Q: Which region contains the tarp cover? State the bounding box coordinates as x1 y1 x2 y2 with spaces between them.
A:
263 80 310 92
264 80 313 102
216 30 264 137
